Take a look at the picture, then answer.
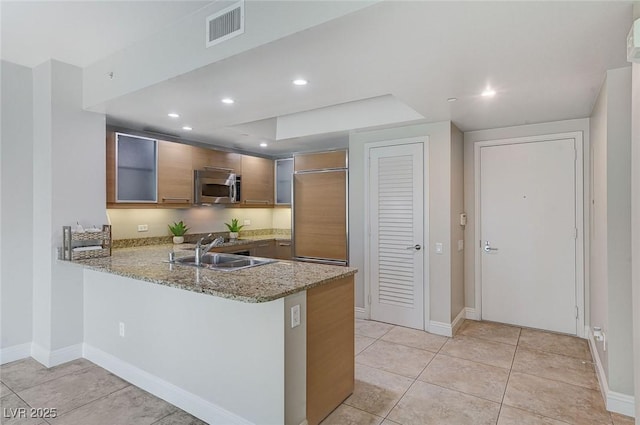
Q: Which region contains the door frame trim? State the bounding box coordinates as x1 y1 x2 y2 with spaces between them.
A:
473 132 585 337
364 137 430 331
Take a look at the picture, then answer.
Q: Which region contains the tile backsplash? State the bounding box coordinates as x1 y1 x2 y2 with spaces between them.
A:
107 207 291 240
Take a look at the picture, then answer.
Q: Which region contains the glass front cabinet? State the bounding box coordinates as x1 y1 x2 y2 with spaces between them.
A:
115 133 158 202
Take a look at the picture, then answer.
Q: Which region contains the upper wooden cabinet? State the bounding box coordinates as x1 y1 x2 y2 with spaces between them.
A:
191 147 241 173
158 141 193 205
106 131 279 209
294 150 347 172
240 155 274 206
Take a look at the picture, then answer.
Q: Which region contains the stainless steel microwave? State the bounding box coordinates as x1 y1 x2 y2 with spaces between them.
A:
194 168 241 205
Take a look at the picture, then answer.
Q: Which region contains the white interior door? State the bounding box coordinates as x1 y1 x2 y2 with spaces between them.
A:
369 143 424 329
480 139 577 335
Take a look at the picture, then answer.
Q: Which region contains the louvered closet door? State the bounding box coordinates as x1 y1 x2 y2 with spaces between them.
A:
369 143 424 329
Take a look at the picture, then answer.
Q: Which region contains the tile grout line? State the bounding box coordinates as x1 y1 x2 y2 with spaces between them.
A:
379 333 452 423
0 361 96 394
495 327 522 424
31 382 133 422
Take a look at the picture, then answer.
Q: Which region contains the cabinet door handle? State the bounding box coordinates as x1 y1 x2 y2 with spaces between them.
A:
244 200 270 204
278 242 291 247
162 197 191 202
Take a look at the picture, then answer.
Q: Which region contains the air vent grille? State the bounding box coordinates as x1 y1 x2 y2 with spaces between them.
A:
206 1 244 48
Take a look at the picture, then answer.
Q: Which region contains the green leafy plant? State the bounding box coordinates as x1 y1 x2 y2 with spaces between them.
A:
225 218 244 233
168 221 189 236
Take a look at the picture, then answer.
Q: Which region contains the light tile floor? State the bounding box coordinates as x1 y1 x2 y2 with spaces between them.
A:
321 319 636 425
0 321 636 425
0 358 205 425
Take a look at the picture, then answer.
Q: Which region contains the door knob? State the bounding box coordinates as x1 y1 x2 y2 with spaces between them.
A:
406 244 422 251
484 241 498 252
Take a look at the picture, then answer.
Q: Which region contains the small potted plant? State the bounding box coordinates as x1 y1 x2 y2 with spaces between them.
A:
168 220 189 244
225 218 244 240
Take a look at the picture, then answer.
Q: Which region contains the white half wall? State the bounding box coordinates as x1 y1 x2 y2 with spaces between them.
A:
0 60 34 352
83 269 288 425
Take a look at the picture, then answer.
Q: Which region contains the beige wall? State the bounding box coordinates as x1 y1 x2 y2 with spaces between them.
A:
107 207 290 240
600 67 633 396
590 76 610 377
450 123 465 322
589 67 633 398
631 60 640 422
463 118 591 318
349 121 456 325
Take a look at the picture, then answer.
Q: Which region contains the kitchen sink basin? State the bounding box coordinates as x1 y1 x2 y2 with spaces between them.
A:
174 252 275 271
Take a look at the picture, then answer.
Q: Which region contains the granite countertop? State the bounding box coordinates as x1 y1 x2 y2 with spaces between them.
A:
74 244 356 303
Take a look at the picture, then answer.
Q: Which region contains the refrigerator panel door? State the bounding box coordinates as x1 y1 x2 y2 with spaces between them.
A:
293 171 347 262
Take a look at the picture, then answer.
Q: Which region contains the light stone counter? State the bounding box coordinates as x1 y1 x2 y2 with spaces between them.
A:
75 244 356 303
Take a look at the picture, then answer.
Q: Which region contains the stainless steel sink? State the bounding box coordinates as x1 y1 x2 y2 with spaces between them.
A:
174 252 276 271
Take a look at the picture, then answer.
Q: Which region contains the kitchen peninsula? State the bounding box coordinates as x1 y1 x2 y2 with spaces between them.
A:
75 243 357 425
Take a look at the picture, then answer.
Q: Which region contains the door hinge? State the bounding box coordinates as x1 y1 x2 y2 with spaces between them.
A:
573 227 578 239
575 306 579 319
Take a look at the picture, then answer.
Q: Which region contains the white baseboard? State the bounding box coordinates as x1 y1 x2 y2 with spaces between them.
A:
465 307 480 321
587 328 636 418
30 343 83 368
0 343 32 365
429 309 466 337
451 308 466 335
355 307 367 320
83 344 254 425
428 321 451 337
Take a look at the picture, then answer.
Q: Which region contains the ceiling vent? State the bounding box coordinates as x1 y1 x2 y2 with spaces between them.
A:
206 1 244 48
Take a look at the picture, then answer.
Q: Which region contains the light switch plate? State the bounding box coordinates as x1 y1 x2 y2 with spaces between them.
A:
435 243 443 254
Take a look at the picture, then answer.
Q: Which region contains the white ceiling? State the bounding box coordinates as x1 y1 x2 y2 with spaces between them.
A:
1 1 633 157
0 1 209 68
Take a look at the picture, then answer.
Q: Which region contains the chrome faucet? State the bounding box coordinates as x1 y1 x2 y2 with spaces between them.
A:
194 234 225 266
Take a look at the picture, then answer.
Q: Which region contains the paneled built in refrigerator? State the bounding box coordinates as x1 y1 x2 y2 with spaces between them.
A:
293 150 348 266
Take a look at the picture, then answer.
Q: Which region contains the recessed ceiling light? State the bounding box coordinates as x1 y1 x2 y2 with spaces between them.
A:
221 98 235 104
447 97 457 102
293 79 308 86
168 113 180 118
260 142 268 147
182 126 192 131
481 88 496 97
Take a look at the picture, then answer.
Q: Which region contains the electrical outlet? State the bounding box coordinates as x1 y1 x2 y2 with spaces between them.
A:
119 322 125 337
137 224 148 232
291 304 300 328
243 219 251 226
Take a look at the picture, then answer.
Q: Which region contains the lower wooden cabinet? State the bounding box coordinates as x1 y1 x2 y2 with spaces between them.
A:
253 240 275 258
275 240 292 260
306 275 355 425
